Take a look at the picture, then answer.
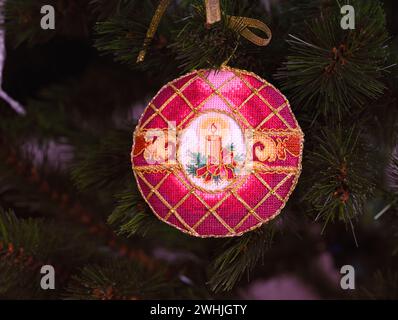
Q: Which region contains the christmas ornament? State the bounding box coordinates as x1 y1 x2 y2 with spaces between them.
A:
131 67 304 237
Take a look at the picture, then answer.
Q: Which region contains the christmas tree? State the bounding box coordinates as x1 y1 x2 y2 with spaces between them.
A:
1 0 398 300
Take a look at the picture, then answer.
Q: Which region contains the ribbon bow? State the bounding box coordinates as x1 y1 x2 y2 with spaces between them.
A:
137 0 272 63
196 160 237 182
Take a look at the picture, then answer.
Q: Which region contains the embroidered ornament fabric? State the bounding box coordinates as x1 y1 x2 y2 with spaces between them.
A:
132 67 304 237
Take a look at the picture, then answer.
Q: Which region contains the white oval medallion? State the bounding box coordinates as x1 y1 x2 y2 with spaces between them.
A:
178 111 246 192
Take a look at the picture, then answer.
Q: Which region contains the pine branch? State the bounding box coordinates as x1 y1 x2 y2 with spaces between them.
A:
0 208 175 299
65 260 173 300
168 1 242 73
276 0 390 122
208 225 275 293
169 0 277 73
0 82 96 144
94 0 277 75
0 208 94 299
94 0 179 78
108 186 162 238
0 144 157 270
303 125 376 240
0 61 146 146
71 129 132 192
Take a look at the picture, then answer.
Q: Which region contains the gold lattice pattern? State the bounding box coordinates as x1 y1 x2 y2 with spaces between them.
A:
132 67 304 237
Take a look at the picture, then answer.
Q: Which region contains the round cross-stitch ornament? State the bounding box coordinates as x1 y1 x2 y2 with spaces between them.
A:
131 67 304 238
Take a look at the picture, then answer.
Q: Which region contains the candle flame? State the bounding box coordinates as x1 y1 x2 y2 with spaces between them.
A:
210 123 217 134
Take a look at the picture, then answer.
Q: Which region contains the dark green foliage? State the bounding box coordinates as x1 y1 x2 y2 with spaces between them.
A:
304 125 375 239
108 187 162 238
0 85 78 142
208 225 275 292
0 156 56 217
169 1 242 73
276 0 390 121
0 208 94 299
94 0 179 79
65 260 172 300
0 208 94 263
72 129 132 192
94 0 274 75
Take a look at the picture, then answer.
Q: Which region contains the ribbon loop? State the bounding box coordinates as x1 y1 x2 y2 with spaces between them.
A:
227 16 272 47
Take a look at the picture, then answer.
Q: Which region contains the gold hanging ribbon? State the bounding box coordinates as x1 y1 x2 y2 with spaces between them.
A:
205 0 222 24
137 0 272 63
137 0 172 63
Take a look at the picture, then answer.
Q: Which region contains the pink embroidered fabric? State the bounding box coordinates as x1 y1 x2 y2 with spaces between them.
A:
132 68 304 237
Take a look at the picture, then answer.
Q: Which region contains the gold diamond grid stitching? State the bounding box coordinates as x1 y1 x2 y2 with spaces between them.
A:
137 167 295 236
135 68 302 236
140 72 238 132
175 169 294 234
139 68 297 134
230 68 294 131
195 69 294 131
231 173 293 231
140 74 199 130
136 171 200 236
